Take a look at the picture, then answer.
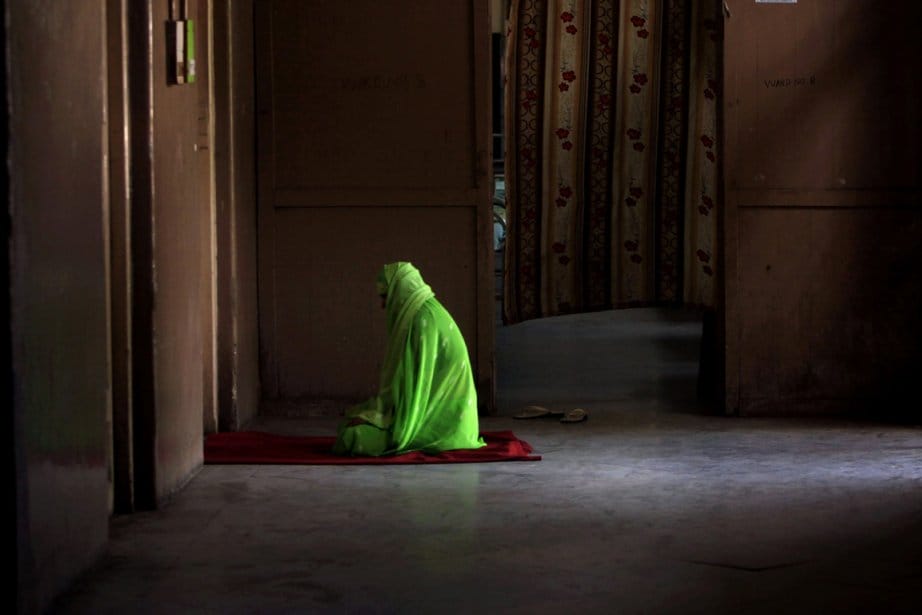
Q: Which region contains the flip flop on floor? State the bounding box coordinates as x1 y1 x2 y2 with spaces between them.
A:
513 405 565 419
560 408 589 423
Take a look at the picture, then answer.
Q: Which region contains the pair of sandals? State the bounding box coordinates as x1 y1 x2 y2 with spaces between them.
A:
513 405 588 423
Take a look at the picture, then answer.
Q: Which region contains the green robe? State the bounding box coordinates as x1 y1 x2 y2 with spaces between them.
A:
332 262 486 456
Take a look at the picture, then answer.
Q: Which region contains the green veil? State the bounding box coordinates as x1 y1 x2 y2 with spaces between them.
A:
332 262 486 456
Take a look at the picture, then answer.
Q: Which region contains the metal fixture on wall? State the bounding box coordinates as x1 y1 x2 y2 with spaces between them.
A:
167 0 196 85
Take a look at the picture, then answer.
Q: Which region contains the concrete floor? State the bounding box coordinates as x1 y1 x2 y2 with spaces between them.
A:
52 308 922 614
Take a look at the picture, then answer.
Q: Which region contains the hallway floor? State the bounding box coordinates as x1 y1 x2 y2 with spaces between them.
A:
52 308 922 614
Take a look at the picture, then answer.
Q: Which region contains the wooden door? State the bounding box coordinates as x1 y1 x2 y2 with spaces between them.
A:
723 0 922 416
255 1 494 412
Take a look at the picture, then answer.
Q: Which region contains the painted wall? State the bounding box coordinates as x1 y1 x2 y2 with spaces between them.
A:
8 1 111 612
724 1 922 418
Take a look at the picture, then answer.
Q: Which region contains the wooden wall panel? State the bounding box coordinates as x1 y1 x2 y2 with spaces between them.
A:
737 208 922 415
267 0 477 203
730 1 921 193
724 0 922 418
257 0 493 412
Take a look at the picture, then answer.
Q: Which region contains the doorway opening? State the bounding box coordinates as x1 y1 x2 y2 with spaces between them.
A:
491 0 714 416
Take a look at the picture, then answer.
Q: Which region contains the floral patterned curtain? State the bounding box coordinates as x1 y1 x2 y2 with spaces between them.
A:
502 0 721 323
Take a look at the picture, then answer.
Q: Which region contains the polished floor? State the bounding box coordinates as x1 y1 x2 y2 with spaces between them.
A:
52 308 922 614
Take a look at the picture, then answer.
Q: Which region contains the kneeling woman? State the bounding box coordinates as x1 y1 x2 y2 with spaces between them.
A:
332 262 486 456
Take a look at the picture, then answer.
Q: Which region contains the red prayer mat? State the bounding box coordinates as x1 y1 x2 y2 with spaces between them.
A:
204 430 541 464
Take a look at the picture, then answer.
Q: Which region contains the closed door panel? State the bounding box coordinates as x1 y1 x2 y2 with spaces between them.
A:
724 0 922 416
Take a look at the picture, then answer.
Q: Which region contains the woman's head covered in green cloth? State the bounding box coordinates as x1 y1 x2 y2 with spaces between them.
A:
376 262 430 305
376 262 435 332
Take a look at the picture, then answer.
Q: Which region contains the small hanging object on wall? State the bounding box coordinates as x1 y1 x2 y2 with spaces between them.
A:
167 0 196 85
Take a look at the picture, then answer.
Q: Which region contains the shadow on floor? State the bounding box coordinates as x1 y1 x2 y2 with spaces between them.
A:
495 306 711 417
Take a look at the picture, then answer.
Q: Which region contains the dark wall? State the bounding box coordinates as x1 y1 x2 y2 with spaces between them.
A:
8 1 111 612
232 0 260 430
3 1 16 610
254 1 494 412
214 0 260 431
